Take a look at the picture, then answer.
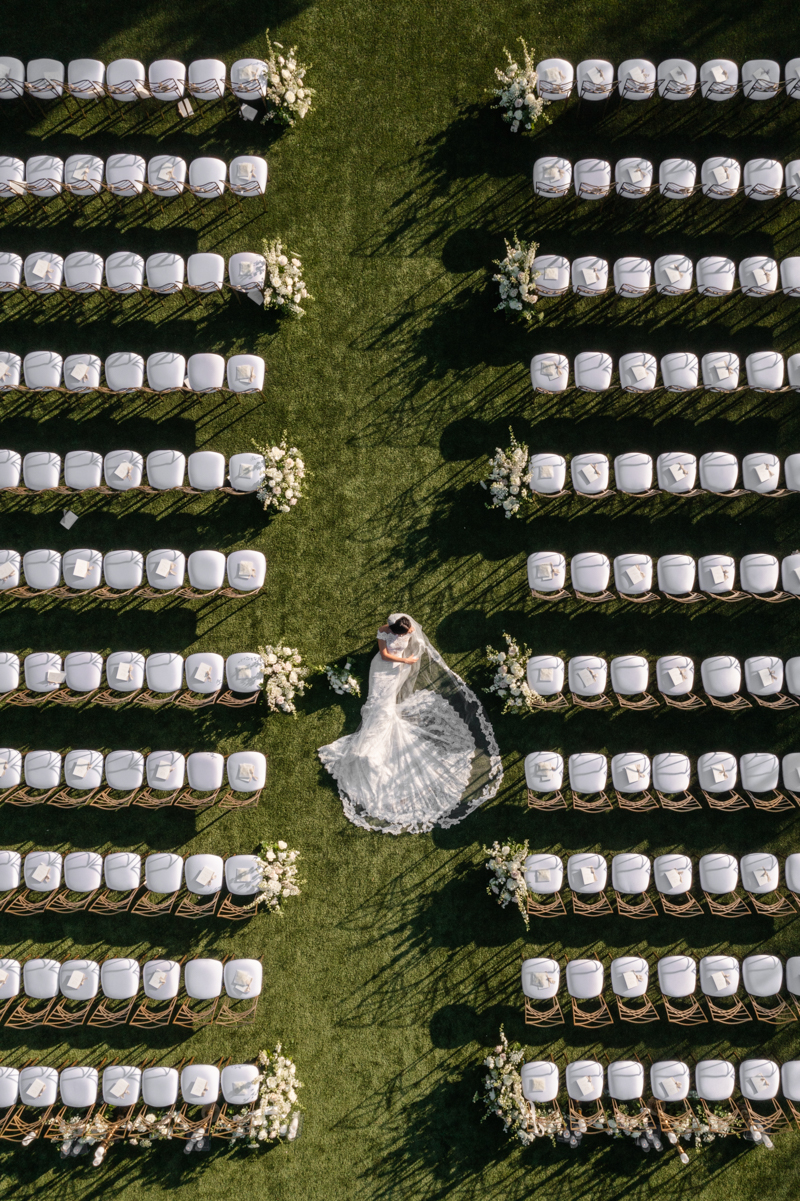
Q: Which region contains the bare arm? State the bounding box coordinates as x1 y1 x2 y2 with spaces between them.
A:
377 627 418 664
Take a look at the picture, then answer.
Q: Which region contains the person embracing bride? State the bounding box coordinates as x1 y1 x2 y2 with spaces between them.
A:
318 613 503 835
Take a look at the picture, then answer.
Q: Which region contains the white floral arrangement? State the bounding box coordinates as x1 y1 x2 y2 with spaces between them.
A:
263 30 315 126
489 40 548 133
493 236 542 321
479 431 533 518
246 840 303 913
485 634 542 713
483 839 530 928
326 660 361 697
262 238 311 316
249 1046 303 1144
253 435 308 513
258 644 311 714
473 1029 536 1145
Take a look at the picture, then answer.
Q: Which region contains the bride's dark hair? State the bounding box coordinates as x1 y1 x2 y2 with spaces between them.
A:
388 615 412 635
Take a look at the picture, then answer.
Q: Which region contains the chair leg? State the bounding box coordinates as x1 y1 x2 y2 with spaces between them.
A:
134 690 181 707
657 789 703 812
708 693 752 710
527 892 566 918
92 787 140 808
215 690 260 708
532 694 569 711
571 693 613 709
615 692 660 710
703 789 750 812
5 998 57 1029
574 590 616 603
133 789 179 809
615 994 660 1023
616 790 660 813
738 1097 790 1133
88 889 137 915
218 788 262 810
572 791 614 813
706 996 752 1024
663 591 705 604
524 995 565 1027
47 889 97 914
571 891 614 917
87 997 137 1028
614 891 658 918
661 995 708 1025
703 891 752 917
754 693 799 710
173 892 220 919
215 997 260 1026
748 994 797 1024
659 892 704 917
173 789 219 811
663 692 706 710
749 893 797 916
570 995 614 1028
527 789 568 811
172 997 219 1028
216 893 256 921
529 587 570 602
129 998 177 1028
45 998 96 1028
174 690 220 710
131 891 178 917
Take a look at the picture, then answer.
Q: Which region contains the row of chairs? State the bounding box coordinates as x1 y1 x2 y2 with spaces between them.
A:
524 654 800 714
0 750 266 807
527 552 800 603
520 451 798 497
527 252 800 296
0 548 266 597
0 850 267 919
1 448 269 493
0 1056 275 1150
534 156 800 201
0 351 265 394
1 250 275 298
522 850 800 919
0 153 267 202
0 651 264 708
0 55 296 104
533 56 800 102
525 750 800 813
529 350 793 393
0 954 261 1028
521 953 798 1028
518 1055 798 1146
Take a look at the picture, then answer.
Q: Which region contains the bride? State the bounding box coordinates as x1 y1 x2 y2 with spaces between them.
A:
318 613 503 835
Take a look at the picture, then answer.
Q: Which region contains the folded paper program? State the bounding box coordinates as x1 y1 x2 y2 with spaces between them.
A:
582 267 600 285
577 1074 595 1096
577 669 598 688
0 970 7 985
47 669 66 683
114 462 133 479
662 1076 683 1097
237 664 253 679
580 866 597 885
755 868 774 885
26 1079 47 1099
109 1079 130 1099
72 558 91 579
116 662 133 681
664 868 685 888
196 865 217 886
237 560 256 578
712 165 730 185
671 67 687 82
67 970 86 990
0 364 8 380
623 970 643 990
581 463 601 482
711 764 729 783
534 868 551 883
711 971 731 991
624 763 645 783
531 972 555 989
155 763 173 780
544 166 563 181
750 1073 770 1094
155 559 174 577
32 259 52 279
32 863 51 883
710 65 729 83
70 362 90 381
150 971 167 990
236 364 255 382
631 364 650 382
0 562 15 580
538 464 554 479
668 462 688 481
529 1076 546 1092
71 762 89 779
536 563 553 580
668 667 688 686
158 164 176 182
714 361 732 379
709 565 728 584
625 565 645 585
664 266 682 283
588 67 606 85
544 67 563 83
627 166 644 183
191 1076 209 1098
237 163 256 181
544 267 559 280
754 462 775 482
751 268 770 287
194 662 214 682
234 969 253 992
238 762 256 780
629 66 647 82
758 668 777 687
538 667 554 682
541 361 561 379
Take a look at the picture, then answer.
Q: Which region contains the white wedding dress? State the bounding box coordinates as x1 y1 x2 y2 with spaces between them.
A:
318 614 503 835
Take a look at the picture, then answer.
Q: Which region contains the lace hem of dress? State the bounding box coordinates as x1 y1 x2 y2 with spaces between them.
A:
322 645 503 836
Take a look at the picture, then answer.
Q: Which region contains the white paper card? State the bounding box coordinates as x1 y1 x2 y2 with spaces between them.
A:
624 764 644 783
70 362 89 381
531 972 553 989
669 463 687 481
753 68 770 80
72 558 90 579
664 267 682 283
577 669 598 688
194 661 213 682
629 67 646 82
662 1076 682 1096
589 67 605 84
236 364 255 381
754 462 774 482
714 362 731 379
756 868 774 885
237 162 255 180
665 869 685 888
625 565 645 585
150 971 167 990
177 98 194 118
544 68 562 82
234 969 253 991
712 764 729 783
544 267 559 280
752 268 768 286
110 1079 129 1098
238 762 256 781
670 68 686 82
710 565 727 584
577 1075 595 1096
529 1076 545 1092
116 661 133 681
196 865 217 886
239 64 258 80
67 970 85 990
26 1079 46 1099
60 511 79 530
155 763 172 780
240 103 259 121
627 166 644 182
623 970 643 990
711 65 728 82
236 866 253 880
751 1074 770 1094
543 167 562 181
158 164 175 181
581 463 601 482
190 1077 208 1097
758 668 776 686
712 165 730 185
240 462 254 476
538 464 554 479
0 970 7 984
580 866 597 885
536 563 553 580
0 563 15 580
535 868 551 883
155 559 173 577
0 363 7 379
538 668 554 682
32 864 50 883
711 971 730 991
47 669 65 683
114 461 132 479
631 364 650 381
32 259 51 279
71 762 89 779
237 664 252 679
668 667 687 686
581 267 599 284
541 362 560 379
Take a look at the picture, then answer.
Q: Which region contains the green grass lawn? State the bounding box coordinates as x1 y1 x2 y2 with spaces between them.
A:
2 0 800 1197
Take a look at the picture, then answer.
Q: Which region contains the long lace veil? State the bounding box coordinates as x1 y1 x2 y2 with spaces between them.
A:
365 612 503 830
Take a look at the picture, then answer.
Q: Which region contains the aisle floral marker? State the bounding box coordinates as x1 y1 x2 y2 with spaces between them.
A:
482 839 530 927
489 40 548 133
479 430 533 517
263 29 315 125
492 236 543 322
484 634 542 713
261 238 312 316
325 661 361 696
252 435 308 513
258 645 311 713
246 840 303 913
473 1028 539 1145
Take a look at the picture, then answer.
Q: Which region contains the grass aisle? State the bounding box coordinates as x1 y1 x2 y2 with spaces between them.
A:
2 0 800 1197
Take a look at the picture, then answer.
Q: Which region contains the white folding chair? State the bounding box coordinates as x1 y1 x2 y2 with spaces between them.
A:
742 452 783 494
618 352 657 392
781 259 800 298
188 157 227 201
657 452 698 493
103 450 144 490
530 353 569 392
613 555 657 603
525 655 566 709
105 153 146 197
529 452 566 495
521 958 563 1026
104 251 145 295
224 550 267 596
738 255 778 297
573 158 611 199
25 155 64 198
66 59 105 102
145 252 185 296
746 351 785 391
25 59 65 102
144 549 186 593
742 956 793 1024
565 967 612 1028
697 555 743 601
0 57 25 100
187 252 225 295
106 58 147 102
230 58 269 100
567 755 612 815
660 353 698 392
573 351 612 391
0 252 22 294
740 554 786 601
696 257 736 297
576 59 614 100
570 453 611 496
740 751 793 808
699 450 741 492
656 959 705 1025
104 353 145 393
64 252 103 294
531 253 569 297
146 353 186 393
187 352 225 392
228 156 268 207
227 354 265 393
21 553 61 595
611 653 658 706
782 552 800 596
611 849 657 910
656 654 703 708
100 553 144 596
613 256 652 296
22 450 61 489
701 656 750 707
0 449 21 486
567 855 611 914
536 58 574 101
526 552 568 599
700 156 740 199
614 451 655 494
187 550 226 594
658 158 697 199
742 59 781 100
568 655 610 709
786 161 800 200
188 59 226 101
654 255 693 294
524 756 566 814
24 252 63 294
700 59 739 99
570 551 613 602
698 959 748 1022
571 256 608 295
618 59 655 100
187 450 225 491
657 58 697 99
655 852 701 914
148 59 186 103
147 155 188 199
744 158 783 200
614 157 653 198
62 549 102 593
0 157 25 202
145 449 186 489
532 156 572 197
697 757 748 816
